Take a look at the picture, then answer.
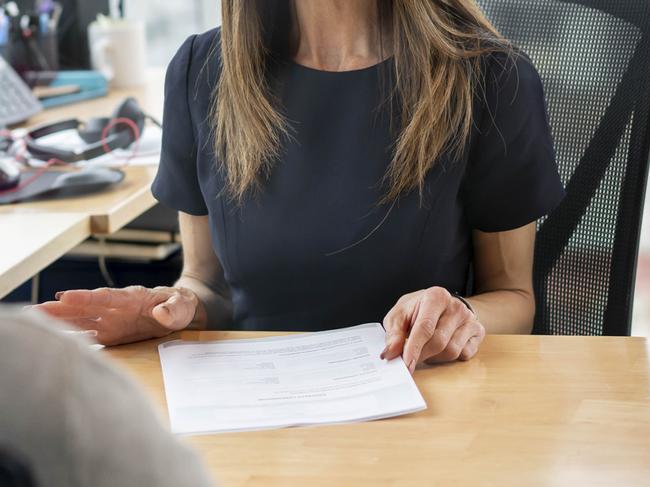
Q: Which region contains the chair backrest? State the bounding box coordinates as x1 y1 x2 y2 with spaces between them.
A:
477 0 650 335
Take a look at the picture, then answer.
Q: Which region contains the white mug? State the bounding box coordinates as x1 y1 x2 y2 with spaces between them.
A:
88 19 148 89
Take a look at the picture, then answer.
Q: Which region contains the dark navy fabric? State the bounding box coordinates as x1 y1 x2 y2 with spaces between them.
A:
152 28 566 331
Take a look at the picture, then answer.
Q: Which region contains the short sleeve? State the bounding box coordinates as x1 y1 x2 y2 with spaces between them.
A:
463 52 566 232
151 35 209 216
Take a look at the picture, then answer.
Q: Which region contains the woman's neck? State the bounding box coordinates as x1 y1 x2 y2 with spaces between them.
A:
291 0 389 71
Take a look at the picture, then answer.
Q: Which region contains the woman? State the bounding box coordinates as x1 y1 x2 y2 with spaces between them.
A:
36 0 565 371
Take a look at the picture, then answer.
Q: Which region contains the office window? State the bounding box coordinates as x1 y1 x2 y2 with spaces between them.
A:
127 0 221 67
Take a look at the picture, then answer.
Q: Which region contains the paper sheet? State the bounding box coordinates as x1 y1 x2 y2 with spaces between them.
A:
158 323 427 435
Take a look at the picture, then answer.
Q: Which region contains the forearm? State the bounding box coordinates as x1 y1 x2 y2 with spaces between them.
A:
465 289 535 335
175 273 233 330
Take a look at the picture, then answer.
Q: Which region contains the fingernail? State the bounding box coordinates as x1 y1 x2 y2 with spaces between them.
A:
408 359 416 374
380 345 389 360
55 291 64 300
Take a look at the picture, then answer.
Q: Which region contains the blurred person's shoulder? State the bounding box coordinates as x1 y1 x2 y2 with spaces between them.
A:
0 308 215 487
0 309 97 486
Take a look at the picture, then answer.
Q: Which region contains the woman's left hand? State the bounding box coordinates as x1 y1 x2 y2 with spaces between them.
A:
381 287 485 373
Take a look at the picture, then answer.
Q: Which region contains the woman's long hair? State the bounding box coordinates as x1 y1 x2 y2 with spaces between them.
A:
213 0 508 203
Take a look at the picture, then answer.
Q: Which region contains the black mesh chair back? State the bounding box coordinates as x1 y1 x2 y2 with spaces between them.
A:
476 0 650 335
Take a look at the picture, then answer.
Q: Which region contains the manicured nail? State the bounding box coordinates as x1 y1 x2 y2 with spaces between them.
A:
55 291 64 300
408 359 416 374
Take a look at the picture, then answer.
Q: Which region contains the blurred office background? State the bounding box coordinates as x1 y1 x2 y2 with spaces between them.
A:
126 0 221 67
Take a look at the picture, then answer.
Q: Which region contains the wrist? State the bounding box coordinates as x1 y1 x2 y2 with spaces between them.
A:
179 286 208 330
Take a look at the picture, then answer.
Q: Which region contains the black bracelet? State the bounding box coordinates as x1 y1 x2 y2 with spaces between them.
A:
452 292 477 319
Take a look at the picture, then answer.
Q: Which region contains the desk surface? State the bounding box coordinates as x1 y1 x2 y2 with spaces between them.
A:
107 332 650 487
0 71 165 298
2 165 159 234
0 212 89 298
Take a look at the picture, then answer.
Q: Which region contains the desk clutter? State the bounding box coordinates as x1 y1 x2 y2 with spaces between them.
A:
0 166 125 204
0 2 146 123
0 2 158 205
0 53 42 126
0 57 166 303
0 0 61 72
0 96 161 203
26 69 108 108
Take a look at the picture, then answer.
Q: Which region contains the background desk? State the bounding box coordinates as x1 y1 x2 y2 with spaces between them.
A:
0 71 165 299
0 213 89 298
108 333 650 487
2 166 159 234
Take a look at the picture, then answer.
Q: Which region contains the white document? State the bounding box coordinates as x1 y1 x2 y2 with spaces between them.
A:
158 323 427 435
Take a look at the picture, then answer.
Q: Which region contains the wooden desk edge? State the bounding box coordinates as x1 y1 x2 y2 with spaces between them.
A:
0 215 90 299
90 187 157 234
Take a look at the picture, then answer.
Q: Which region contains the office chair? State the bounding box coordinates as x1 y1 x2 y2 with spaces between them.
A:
476 0 650 335
0 446 35 487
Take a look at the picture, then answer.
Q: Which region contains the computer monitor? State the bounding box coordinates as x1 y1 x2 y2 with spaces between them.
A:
14 0 110 68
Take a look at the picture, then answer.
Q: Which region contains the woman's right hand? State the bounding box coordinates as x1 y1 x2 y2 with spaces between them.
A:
32 285 200 346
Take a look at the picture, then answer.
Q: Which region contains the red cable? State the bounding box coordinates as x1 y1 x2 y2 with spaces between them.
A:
99 117 142 166
0 157 66 195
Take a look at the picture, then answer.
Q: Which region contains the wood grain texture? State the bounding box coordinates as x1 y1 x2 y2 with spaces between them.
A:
106 333 650 487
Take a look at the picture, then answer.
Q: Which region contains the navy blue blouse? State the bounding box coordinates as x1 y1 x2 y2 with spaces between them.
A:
152 28 565 331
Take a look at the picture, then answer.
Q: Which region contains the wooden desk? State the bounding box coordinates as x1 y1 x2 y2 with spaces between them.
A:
3 69 165 234
0 70 165 298
2 165 159 234
0 212 89 298
107 333 650 487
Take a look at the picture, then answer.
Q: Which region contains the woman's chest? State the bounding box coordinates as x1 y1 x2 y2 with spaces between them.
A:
192 68 470 286
198 137 467 290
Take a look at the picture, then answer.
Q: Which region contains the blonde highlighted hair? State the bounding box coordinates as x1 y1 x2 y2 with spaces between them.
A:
213 0 508 203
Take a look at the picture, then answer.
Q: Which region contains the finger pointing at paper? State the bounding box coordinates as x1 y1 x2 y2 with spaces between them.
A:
381 287 486 373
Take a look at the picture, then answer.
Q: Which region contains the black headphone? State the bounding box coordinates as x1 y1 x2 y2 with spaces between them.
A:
25 98 150 163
